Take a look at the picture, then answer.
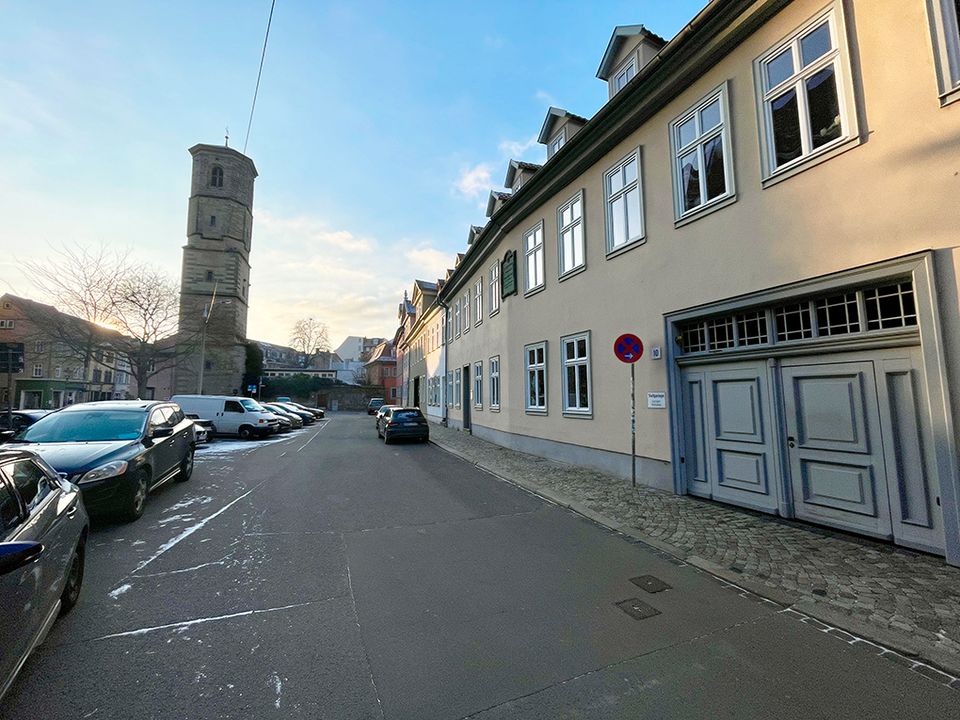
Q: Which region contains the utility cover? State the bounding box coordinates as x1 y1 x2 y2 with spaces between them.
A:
615 598 661 620
630 575 672 593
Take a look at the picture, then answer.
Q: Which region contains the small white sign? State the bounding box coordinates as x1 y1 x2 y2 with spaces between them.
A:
647 391 666 409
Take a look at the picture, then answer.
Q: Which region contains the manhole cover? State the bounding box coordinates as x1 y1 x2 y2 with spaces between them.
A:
616 598 661 621
630 575 672 593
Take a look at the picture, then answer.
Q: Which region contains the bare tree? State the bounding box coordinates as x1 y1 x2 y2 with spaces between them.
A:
289 317 330 366
23 242 190 397
352 366 369 385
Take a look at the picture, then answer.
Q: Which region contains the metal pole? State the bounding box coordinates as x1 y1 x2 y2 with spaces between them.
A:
6 347 13 428
197 320 206 394
630 361 636 488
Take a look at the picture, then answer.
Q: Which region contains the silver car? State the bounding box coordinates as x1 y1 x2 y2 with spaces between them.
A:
0 449 88 700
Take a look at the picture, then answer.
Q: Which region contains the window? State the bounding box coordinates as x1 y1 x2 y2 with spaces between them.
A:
454 368 461 408
206 270 214 282
35 341 44 353
73 367 82 379
489 263 501 315
224 400 243 413
446 308 453 341
104 370 114 384
210 165 224 188
928 0 960 100
454 300 461 337
558 191 585 276
391 387 398 399
756 7 852 176
523 222 545 293
548 128 565 157
463 292 470 333
92 368 102 382
604 151 643 253
32 363 43 378
5 460 53 514
489 356 500 409
446 371 454 407
54 366 61 379
670 84 735 219
474 280 483 324
524 342 547 412
613 59 637 93
561 333 591 414
0 320 13 328
0 477 22 532
204 360 213 370
473 362 483 408
210 215 217 227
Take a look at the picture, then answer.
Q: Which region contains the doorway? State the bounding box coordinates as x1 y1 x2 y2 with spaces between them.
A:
462 364 471 431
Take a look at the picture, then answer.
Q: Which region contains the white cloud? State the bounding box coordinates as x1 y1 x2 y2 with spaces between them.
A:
534 89 557 107
497 135 539 159
453 163 492 200
256 210 377 253
403 244 453 280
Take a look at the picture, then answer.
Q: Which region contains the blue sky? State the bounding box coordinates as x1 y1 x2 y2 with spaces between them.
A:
0 0 706 347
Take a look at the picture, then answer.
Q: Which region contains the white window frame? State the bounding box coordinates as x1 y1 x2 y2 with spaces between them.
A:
35 341 44 353
613 57 637 94
524 341 547 413
669 82 736 222
604 149 644 254
561 331 592 415
523 221 545 294
54 366 61 379
557 190 586 277
753 4 858 181
489 262 501 316
929 0 960 103
446 308 453 342
462 291 470 333
454 368 462 408
474 280 483 325
454 299 461 338
32 363 43 378
489 355 500 410
548 128 565 158
446 371 454 408
473 361 482 409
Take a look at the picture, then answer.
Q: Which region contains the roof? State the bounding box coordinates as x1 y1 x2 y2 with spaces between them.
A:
1 293 127 343
414 279 438 292
537 107 590 144
188 143 259 178
485 190 512 218
504 160 543 188
596 24 667 80
364 341 397 365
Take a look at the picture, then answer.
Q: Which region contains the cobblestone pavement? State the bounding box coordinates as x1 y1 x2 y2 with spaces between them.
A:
430 424 960 679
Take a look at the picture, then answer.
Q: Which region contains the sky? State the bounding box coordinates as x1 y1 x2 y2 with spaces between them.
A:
0 0 706 349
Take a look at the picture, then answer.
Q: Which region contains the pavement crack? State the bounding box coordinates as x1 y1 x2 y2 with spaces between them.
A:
342 532 386 720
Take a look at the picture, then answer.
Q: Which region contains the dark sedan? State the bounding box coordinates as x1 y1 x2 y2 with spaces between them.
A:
261 403 304 429
0 410 51 444
0 448 88 700
13 401 195 522
376 407 429 444
272 402 316 425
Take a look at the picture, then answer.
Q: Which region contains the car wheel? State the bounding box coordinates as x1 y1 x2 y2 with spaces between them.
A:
123 470 149 522
238 425 254 440
383 433 391 445
59 538 85 614
175 448 194 482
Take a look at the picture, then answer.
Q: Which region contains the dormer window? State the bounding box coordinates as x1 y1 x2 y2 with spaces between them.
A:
548 129 566 158
210 165 224 188
613 59 637 94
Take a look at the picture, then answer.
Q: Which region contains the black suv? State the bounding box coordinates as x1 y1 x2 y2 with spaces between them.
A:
13 401 196 522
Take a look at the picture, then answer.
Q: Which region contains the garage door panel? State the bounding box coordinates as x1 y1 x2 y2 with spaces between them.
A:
716 449 769 495
713 379 764 443
681 374 710 497
800 460 877 516
795 375 867 452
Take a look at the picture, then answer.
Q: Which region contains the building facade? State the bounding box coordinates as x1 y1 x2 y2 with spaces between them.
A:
438 0 960 565
398 281 446 418
175 143 258 396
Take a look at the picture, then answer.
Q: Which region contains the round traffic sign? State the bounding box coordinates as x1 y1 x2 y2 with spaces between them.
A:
614 333 643 363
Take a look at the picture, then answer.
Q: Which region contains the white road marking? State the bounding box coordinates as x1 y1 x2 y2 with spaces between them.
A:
270 671 283 708
297 421 329 452
92 600 320 640
108 584 132 600
134 559 227 578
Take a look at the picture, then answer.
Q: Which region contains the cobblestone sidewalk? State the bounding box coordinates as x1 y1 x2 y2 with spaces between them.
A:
430 424 960 679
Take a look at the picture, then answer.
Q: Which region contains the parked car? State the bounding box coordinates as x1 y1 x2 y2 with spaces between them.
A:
272 402 316 425
285 401 325 419
170 395 280 439
375 404 400 426
367 397 385 415
0 448 88 701
183 413 213 444
12 401 196 522
0 410 51 444
376 407 430 444
261 403 304 429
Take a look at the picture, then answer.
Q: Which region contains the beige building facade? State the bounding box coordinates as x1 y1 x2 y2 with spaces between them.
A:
439 0 960 564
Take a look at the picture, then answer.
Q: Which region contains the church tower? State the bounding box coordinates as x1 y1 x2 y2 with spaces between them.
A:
174 143 258 395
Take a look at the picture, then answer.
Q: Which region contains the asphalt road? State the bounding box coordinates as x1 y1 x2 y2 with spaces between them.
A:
2 412 957 719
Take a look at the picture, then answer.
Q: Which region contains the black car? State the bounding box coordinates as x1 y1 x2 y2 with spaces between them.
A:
261 403 304 429
273 402 316 425
13 401 196 522
286 401 325 419
376 407 429 444
0 410 51 444
367 397 385 415
0 448 88 700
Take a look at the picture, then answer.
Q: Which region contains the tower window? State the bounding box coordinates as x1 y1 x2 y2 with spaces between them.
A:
210 165 224 188
206 271 214 282
209 215 216 227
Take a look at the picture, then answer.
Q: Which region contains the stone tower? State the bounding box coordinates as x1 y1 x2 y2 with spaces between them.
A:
174 144 258 395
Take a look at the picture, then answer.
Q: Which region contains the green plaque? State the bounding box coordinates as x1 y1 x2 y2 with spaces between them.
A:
501 250 518 299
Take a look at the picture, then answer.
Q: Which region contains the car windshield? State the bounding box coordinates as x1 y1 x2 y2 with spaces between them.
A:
393 410 423 421
19 409 146 442
240 399 265 412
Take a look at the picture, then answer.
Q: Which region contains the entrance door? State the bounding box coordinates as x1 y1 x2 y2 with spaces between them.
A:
462 365 471 431
781 361 892 539
413 376 421 408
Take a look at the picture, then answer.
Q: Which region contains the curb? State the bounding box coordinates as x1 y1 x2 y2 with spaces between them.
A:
430 436 960 682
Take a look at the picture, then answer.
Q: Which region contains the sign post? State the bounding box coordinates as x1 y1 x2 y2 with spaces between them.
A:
0 343 24 427
613 334 643 487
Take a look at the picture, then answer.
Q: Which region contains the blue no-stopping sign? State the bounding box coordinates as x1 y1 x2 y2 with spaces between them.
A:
614 333 643 363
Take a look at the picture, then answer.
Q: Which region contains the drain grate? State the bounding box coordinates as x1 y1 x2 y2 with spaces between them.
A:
616 598 661 621
630 575 672 593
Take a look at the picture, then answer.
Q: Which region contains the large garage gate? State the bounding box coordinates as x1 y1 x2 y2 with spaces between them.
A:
674 278 945 555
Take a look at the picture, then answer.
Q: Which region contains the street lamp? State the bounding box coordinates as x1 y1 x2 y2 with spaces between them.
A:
197 282 218 394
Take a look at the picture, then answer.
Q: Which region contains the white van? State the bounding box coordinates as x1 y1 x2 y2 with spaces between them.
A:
171 395 280 439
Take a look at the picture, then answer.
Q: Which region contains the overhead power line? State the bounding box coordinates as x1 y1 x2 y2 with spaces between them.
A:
243 0 277 155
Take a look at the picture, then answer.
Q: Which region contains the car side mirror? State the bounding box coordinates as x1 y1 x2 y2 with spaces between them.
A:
151 426 174 439
0 541 44 576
